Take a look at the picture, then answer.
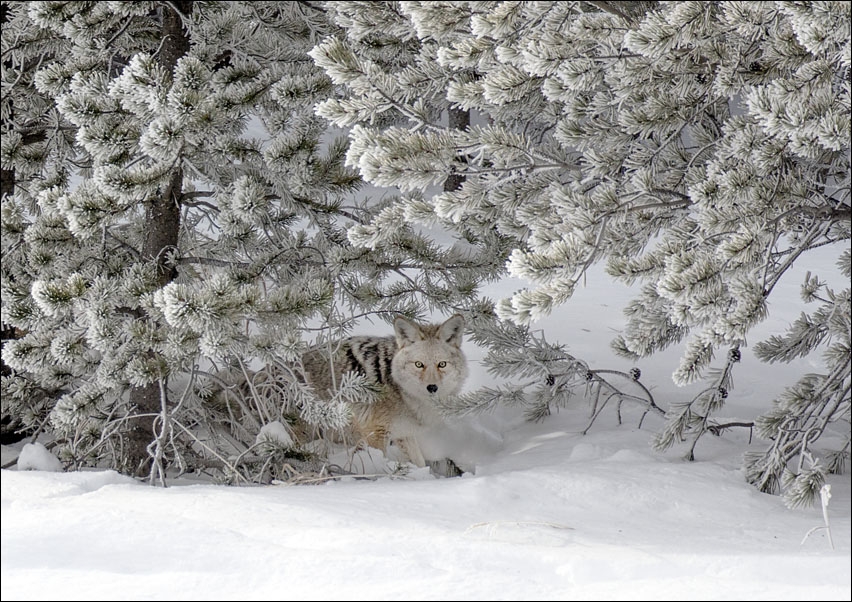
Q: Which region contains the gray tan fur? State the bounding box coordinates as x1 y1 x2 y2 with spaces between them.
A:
301 314 468 469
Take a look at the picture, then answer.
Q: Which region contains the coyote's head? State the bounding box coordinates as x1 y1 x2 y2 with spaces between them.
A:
391 314 468 404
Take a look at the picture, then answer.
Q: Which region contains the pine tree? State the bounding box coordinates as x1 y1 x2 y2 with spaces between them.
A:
311 1 850 506
3 1 316 479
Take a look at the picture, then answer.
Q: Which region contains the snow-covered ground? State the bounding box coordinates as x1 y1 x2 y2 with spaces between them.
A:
2 248 849 601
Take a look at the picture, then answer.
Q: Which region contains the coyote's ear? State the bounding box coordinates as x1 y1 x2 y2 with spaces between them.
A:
394 316 423 348
438 314 465 348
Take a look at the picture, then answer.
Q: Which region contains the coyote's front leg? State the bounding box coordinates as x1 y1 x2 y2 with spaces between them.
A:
393 436 426 467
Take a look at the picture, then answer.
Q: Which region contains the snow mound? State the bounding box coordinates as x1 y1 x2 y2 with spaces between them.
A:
17 442 63 472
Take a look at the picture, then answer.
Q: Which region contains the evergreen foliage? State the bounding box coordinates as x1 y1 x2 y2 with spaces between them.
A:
2 1 849 506
310 1 850 507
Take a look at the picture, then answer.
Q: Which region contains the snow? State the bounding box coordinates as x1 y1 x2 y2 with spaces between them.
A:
256 420 295 449
2 252 849 601
14 442 63 473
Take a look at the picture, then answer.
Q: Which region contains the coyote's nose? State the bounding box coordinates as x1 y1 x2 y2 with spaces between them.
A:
427 384 438 394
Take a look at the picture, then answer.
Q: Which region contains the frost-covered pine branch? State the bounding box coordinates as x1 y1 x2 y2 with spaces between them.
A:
745 267 850 507
653 348 741 461
434 305 664 431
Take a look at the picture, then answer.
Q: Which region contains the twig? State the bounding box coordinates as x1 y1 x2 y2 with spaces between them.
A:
801 484 834 550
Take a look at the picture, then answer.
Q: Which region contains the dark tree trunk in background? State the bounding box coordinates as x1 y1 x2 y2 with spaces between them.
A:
125 1 193 476
444 107 469 193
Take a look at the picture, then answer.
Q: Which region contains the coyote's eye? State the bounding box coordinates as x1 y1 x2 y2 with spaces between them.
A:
438 361 447 368
415 361 424 368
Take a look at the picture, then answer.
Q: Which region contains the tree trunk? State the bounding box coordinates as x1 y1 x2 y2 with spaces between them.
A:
444 107 469 193
125 1 193 476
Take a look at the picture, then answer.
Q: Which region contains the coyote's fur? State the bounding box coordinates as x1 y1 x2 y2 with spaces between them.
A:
301 314 468 469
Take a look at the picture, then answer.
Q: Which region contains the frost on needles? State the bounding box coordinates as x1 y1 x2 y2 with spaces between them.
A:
1 1 848 507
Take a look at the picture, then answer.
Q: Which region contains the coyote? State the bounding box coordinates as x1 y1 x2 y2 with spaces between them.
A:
301 314 468 470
